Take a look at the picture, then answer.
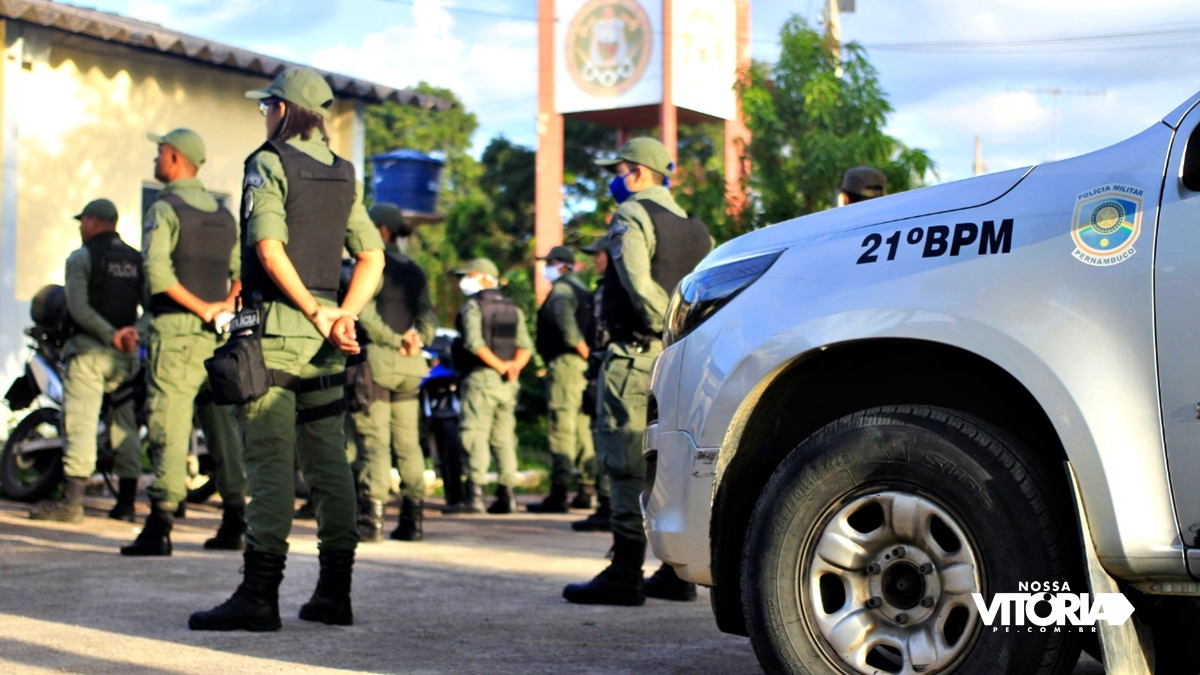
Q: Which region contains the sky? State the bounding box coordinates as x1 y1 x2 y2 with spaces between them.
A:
78 0 1200 184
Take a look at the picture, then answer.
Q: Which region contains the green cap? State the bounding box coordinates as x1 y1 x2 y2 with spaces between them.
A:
147 128 206 168
537 245 575 264
595 137 675 176
841 166 887 198
74 198 118 223
246 67 335 120
453 258 500 279
581 235 609 254
368 202 410 237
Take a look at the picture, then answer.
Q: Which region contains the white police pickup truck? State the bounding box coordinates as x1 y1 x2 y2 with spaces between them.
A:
644 91 1200 675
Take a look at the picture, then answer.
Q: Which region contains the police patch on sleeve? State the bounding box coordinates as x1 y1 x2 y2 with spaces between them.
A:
607 222 629 260
141 216 157 253
244 172 265 189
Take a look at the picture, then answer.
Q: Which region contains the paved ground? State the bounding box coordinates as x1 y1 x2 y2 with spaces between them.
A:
0 491 1105 674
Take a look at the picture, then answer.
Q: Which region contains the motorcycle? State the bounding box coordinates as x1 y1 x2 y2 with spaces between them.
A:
0 285 214 504
421 328 465 506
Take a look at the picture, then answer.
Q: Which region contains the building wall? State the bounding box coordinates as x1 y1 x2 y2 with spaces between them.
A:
0 20 366 428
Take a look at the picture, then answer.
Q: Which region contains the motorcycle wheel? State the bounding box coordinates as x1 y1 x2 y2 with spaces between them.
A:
1 407 65 502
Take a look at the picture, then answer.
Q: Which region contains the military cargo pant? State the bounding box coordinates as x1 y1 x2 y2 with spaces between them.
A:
595 341 661 546
459 368 520 488
145 315 245 507
62 349 141 480
545 353 597 493
353 382 426 502
240 336 357 556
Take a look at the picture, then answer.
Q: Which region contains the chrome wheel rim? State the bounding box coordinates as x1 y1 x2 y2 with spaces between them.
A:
804 490 983 674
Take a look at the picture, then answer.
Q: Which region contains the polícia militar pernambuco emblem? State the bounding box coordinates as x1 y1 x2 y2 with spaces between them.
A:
1070 184 1144 267
565 0 652 98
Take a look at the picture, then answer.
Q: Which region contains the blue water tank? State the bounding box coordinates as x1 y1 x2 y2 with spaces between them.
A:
370 149 445 215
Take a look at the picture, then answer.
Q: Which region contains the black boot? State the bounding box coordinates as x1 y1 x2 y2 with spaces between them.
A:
487 484 516 514
189 546 286 631
562 537 646 606
204 505 247 551
391 497 424 541
29 476 87 523
107 477 138 522
442 481 484 515
571 495 612 532
570 484 597 510
120 502 174 556
644 562 697 601
299 549 354 626
358 498 384 543
526 484 569 513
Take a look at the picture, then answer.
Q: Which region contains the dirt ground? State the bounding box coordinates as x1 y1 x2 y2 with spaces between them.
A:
0 492 1106 675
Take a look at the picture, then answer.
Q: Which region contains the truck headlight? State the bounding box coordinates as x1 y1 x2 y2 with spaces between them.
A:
664 249 783 346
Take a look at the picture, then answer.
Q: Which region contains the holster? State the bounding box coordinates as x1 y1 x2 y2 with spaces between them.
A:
345 355 375 413
204 306 270 405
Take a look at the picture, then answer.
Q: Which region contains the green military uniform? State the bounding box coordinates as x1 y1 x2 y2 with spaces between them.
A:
190 66 381 633
59 245 142 484
539 269 597 505
565 138 710 606
595 186 675 544
458 292 532 492
141 178 245 510
353 242 436 507
238 130 381 557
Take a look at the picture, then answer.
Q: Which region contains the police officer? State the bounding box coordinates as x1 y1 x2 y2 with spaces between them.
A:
563 138 710 606
838 166 887 206
443 259 531 515
120 129 247 556
352 202 436 541
527 245 598 513
30 199 143 523
190 67 384 632
571 235 613 531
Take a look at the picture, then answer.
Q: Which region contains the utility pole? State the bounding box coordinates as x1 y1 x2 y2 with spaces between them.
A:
974 136 987 176
823 0 855 74
1013 87 1107 160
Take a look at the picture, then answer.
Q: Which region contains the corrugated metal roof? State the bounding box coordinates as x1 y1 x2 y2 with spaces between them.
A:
0 0 452 110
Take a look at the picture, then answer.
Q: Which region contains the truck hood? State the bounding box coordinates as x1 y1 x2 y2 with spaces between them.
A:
703 165 1035 268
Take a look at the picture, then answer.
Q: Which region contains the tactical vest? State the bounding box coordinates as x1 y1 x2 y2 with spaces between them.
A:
150 194 237 315
240 140 355 304
82 231 143 330
453 289 519 376
536 277 594 361
601 200 711 343
376 253 428 335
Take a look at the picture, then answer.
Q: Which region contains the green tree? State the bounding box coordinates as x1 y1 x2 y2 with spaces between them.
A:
363 83 482 325
737 16 935 227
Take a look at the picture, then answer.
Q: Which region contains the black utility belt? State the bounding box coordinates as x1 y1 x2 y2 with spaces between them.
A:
269 370 347 393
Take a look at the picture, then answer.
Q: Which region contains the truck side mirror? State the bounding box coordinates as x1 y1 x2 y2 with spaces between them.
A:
1182 123 1200 191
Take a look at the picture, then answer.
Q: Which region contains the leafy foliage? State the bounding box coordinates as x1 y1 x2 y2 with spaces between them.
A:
736 16 935 227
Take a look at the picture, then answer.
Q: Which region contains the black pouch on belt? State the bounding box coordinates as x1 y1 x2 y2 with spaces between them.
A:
204 306 270 405
345 353 375 413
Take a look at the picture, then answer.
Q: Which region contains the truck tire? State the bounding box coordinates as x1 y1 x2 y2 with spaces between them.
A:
1 407 65 502
741 405 1081 675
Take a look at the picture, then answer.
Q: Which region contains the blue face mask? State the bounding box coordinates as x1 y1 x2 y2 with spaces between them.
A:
608 173 633 204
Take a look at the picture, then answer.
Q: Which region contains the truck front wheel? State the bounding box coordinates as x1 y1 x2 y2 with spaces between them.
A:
741 405 1081 675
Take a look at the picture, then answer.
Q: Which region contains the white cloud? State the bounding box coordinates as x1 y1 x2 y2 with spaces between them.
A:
311 0 539 151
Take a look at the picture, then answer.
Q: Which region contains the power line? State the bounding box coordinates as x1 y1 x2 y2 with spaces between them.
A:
369 1 1200 56
865 23 1200 54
